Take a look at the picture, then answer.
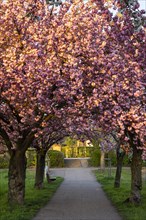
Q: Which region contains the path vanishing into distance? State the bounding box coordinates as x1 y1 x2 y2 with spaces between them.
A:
33 168 122 220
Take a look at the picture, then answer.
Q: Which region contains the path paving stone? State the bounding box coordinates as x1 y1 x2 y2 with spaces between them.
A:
33 168 122 220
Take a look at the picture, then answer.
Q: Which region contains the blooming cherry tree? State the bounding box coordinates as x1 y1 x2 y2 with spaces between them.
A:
0 0 145 205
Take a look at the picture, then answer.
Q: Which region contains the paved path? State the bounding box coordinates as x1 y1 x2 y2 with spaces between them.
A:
33 168 122 220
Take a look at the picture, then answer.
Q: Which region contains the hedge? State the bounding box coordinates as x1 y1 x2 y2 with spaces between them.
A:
0 153 9 169
48 150 64 168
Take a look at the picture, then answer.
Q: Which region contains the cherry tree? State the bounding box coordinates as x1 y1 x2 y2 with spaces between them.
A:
85 0 145 203
0 0 83 204
60 0 145 203
0 0 145 206
59 0 145 203
33 117 68 189
0 0 110 204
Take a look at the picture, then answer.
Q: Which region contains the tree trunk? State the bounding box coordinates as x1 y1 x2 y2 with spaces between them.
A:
129 145 142 204
100 151 105 171
114 149 125 188
34 149 47 189
8 150 27 205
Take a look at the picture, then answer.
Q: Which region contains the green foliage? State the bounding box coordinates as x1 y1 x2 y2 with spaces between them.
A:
63 137 77 148
89 148 132 168
0 153 9 169
0 169 63 220
123 155 131 166
142 160 146 167
77 146 93 158
61 137 76 158
48 150 64 168
105 151 117 166
89 148 101 167
26 150 36 168
95 168 146 220
106 150 131 167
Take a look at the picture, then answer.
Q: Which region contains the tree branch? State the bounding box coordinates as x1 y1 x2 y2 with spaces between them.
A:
0 126 13 154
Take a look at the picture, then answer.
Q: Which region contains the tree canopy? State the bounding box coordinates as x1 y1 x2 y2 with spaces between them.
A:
0 0 145 204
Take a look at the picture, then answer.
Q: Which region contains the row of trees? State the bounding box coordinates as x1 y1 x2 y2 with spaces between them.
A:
0 0 145 205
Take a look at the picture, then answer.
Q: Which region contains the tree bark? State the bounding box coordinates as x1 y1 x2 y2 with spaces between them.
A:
100 151 105 171
8 149 27 205
114 149 125 188
34 149 47 189
129 145 142 204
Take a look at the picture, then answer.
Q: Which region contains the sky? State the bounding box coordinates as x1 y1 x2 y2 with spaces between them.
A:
138 0 146 10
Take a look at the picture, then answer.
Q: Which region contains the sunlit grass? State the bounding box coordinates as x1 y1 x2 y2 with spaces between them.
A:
0 169 63 220
94 168 146 220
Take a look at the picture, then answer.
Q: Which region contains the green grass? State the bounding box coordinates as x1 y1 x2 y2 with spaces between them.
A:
94 168 146 220
0 169 63 220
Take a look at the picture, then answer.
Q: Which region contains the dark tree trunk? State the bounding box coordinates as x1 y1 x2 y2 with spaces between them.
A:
34 149 47 189
129 145 142 204
114 149 125 188
8 150 27 205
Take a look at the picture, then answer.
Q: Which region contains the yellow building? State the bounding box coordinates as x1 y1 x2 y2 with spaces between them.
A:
51 140 93 158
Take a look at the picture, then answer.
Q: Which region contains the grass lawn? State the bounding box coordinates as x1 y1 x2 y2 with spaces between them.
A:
94 168 146 220
0 169 63 220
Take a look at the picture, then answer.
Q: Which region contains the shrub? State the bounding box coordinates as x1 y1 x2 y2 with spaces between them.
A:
107 150 117 166
26 149 36 168
0 153 9 169
107 150 131 167
89 149 131 168
123 154 131 166
48 150 64 168
143 160 146 167
89 148 101 167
